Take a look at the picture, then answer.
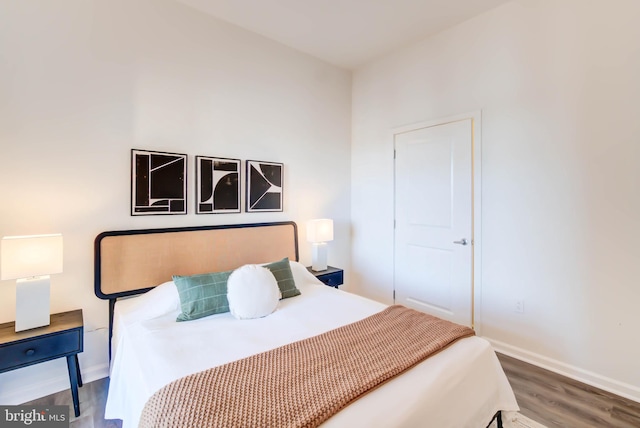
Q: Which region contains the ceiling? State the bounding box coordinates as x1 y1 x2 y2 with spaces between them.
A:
175 0 511 69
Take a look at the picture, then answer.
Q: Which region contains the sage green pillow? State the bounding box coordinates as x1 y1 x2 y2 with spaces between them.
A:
173 270 232 321
264 257 300 299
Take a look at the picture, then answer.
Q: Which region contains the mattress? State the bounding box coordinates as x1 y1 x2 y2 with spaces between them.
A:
105 261 518 427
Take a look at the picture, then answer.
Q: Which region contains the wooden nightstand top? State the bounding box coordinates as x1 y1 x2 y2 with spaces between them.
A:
0 310 83 345
307 266 342 276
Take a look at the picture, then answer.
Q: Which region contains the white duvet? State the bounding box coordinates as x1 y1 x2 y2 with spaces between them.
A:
105 261 518 427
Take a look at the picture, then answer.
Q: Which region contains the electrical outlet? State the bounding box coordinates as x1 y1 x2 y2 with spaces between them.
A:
515 299 524 313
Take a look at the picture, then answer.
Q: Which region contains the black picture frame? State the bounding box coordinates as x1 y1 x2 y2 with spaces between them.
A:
131 149 187 216
195 156 241 214
246 160 283 212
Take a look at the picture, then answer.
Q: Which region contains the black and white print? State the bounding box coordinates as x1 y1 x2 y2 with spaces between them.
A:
131 149 187 215
246 160 283 212
196 156 241 214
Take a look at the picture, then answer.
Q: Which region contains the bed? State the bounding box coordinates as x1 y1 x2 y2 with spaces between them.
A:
94 221 518 428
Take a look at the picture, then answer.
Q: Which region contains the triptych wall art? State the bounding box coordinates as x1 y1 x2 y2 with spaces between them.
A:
246 160 284 213
131 149 283 216
196 156 241 214
131 149 188 216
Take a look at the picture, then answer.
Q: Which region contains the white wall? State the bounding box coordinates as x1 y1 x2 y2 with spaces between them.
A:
0 0 351 404
352 0 640 401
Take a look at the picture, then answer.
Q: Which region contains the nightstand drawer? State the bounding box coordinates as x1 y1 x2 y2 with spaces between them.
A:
0 330 81 372
320 270 343 287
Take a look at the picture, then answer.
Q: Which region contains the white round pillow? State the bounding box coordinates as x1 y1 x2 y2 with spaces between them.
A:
227 264 280 320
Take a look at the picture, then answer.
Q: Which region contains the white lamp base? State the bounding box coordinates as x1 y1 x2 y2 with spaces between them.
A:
15 276 51 332
311 242 328 272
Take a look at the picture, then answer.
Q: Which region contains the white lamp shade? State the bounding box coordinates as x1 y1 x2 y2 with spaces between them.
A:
1 234 63 280
306 219 334 243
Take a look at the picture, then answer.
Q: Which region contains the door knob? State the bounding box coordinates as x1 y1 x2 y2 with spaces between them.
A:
453 238 468 246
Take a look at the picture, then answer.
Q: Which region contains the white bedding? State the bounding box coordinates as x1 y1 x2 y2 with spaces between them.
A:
105 261 518 427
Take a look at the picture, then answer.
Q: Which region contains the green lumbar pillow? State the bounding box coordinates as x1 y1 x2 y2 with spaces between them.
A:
264 257 300 299
173 270 232 321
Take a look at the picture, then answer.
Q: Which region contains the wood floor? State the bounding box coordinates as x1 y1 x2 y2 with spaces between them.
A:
22 377 121 428
22 353 640 428
497 353 640 427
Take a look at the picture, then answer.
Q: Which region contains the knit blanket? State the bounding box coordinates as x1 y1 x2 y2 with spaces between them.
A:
139 305 475 428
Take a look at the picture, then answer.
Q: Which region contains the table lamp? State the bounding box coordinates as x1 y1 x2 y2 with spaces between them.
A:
306 219 333 272
1 234 63 332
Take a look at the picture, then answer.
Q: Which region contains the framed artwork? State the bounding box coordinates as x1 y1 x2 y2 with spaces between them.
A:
196 156 241 214
131 149 187 215
246 160 283 212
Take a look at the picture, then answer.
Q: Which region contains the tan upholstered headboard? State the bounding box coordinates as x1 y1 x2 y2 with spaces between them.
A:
94 222 298 300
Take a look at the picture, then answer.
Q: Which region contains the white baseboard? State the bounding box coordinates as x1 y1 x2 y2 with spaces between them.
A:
486 337 640 404
1 363 109 405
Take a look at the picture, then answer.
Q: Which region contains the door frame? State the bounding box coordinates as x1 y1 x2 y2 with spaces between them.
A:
392 111 482 332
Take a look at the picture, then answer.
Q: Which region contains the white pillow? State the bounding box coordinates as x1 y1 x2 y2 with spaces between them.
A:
113 281 180 350
289 260 323 287
117 280 180 323
227 265 280 320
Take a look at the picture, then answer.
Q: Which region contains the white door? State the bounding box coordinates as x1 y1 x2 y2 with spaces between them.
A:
394 119 474 327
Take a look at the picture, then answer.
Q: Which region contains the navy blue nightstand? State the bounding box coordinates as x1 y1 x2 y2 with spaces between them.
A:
307 266 344 288
0 310 84 417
